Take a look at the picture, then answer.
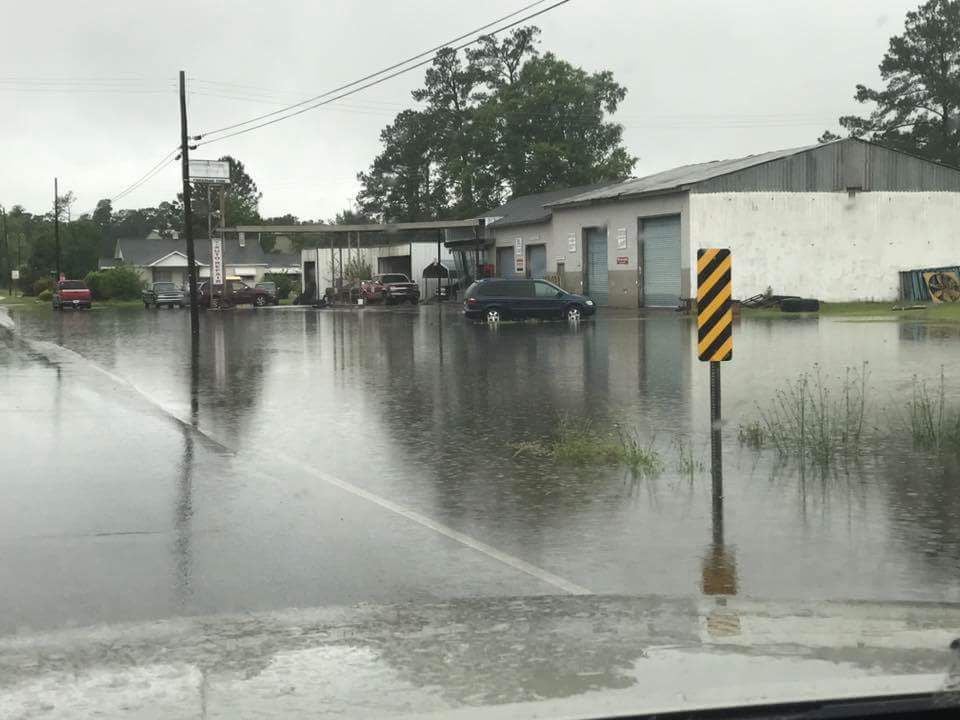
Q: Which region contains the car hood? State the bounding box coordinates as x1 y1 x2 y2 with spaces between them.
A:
2 595 959 719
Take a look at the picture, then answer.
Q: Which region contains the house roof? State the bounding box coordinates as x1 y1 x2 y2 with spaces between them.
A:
546 142 827 207
483 182 617 228
115 237 298 267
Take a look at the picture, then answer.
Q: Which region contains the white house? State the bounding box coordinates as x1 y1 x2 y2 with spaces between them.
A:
106 235 300 287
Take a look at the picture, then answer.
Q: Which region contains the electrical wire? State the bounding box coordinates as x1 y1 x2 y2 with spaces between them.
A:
195 0 562 141
110 151 180 204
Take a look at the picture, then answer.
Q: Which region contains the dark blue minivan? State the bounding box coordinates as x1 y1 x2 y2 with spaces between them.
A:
463 279 596 322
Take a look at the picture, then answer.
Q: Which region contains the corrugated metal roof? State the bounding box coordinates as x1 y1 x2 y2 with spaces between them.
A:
115 237 298 267
484 182 617 227
546 142 827 206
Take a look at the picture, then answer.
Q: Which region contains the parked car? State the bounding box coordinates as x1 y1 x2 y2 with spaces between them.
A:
463 279 596 323
199 277 277 308
360 273 420 305
52 279 92 310
142 282 185 309
255 281 277 297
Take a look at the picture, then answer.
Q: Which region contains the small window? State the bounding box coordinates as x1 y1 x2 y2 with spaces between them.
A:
154 271 172 283
535 281 560 298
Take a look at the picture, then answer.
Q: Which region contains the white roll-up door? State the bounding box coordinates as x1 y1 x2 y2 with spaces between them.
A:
585 228 609 305
642 216 681 307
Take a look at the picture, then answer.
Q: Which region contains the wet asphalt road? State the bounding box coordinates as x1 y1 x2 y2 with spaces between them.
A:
1 302 959 635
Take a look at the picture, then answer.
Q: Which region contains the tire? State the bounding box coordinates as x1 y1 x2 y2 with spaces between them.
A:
780 298 820 313
564 304 583 322
484 307 502 323
254 295 267 307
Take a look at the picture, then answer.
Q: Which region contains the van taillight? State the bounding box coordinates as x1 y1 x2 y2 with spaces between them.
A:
467 297 478 304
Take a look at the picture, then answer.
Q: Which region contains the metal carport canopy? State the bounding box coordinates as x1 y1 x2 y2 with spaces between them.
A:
224 219 480 234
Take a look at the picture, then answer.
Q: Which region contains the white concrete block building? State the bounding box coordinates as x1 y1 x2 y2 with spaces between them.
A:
483 138 960 306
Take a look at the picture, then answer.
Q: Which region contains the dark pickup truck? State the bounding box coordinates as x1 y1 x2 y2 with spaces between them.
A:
52 280 92 310
142 282 185 309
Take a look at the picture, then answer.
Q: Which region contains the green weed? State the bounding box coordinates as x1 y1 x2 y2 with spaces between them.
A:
907 368 960 452
510 415 663 474
748 363 870 468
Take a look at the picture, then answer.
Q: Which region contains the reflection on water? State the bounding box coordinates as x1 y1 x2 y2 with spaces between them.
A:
7 305 960 605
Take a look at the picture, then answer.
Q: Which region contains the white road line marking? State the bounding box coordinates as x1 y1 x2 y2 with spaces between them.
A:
277 456 593 596
11 325 593 596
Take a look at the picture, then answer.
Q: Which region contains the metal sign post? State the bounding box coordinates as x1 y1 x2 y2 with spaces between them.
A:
696 248 733 504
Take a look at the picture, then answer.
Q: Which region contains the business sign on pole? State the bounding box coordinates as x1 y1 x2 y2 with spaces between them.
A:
514 237 524 274
211 237 225 286
189 159 230 185
696 248 733 362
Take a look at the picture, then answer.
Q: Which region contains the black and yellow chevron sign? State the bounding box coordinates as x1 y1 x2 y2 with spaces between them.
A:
697 249 733 362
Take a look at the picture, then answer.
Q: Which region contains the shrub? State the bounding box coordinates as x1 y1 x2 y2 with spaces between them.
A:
344 257 372 285
31 277 53 297
263 272 296 300
85 266 143 300
38 289 52 302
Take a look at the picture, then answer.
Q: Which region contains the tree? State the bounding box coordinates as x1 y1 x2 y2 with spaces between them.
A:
356 26 636 220
92 199 113 231
835 0 960 165
331 208 375 225
818 130 842 144
494 53 635 195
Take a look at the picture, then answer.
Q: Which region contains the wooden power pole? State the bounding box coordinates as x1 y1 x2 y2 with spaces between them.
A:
53 178 61 280
179 70 199 340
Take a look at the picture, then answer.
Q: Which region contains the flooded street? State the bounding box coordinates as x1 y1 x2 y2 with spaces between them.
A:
2 304 959 635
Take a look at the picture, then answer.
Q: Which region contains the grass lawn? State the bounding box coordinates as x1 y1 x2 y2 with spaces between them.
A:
740 301 960 322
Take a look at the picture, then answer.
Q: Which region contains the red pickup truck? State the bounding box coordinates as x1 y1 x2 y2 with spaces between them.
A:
52 280 93 310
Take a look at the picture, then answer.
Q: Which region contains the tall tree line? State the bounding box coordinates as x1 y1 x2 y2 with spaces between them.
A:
356 26 637 221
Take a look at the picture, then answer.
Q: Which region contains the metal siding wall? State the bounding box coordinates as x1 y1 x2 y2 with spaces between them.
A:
691 140 960 194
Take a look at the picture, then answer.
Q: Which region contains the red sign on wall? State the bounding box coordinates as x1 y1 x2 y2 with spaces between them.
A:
616 256 629 265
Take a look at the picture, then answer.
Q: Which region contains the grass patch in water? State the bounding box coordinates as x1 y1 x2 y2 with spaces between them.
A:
672 437 705 478
907 368 960 452
744 363 869 468
511 416 663 474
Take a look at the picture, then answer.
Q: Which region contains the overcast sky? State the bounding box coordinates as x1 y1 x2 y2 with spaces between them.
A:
1 0 915 221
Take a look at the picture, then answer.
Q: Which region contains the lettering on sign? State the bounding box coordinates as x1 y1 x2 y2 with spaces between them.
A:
10 270 19 280
514 237 524 273
696 248 733 362
211 238 225 287
567 233 577 253
616 228 627 250
616 256 629 265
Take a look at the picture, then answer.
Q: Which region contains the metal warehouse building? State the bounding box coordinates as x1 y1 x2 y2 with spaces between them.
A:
484 138 960 306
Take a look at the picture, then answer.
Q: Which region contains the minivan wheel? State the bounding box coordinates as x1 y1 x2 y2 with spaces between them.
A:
485 308 502 323
565 305 582 322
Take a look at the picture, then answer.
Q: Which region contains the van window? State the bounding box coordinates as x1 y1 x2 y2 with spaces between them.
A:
535 281 561 298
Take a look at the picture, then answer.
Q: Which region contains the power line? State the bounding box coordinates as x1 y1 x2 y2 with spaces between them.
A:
195 0 561 141
108 150 180 205
196 0 574 147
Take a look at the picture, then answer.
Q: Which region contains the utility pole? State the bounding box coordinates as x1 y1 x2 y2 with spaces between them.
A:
1 206 9 295
53 178 61 280
179 70 199 340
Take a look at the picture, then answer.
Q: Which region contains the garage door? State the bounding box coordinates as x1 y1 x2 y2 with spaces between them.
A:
642 216 681 307
527 244 546 279
378 255 411 276
496 247 514 277
585 228 609 306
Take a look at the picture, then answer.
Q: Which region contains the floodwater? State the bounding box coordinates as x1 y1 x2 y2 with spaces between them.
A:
2 303 959 635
